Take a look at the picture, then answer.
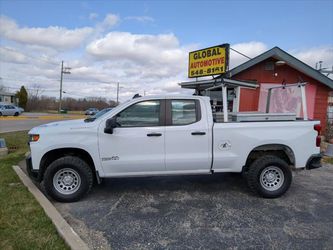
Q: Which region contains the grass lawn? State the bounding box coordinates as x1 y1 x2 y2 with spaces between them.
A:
0 131 68 250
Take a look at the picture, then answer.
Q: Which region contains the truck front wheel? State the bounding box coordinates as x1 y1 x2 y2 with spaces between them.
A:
42 156 93 202
246 155 292 198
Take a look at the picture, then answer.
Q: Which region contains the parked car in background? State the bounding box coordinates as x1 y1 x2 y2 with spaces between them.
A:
84 107 113 122
15 106 24 113
92 108 112 118
85 108 99 115
0 104 22 116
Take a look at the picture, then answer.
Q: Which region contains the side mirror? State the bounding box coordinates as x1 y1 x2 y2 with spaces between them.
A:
104 117 118 134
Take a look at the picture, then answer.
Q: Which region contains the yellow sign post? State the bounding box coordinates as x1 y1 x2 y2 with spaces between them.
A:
188 44 229 78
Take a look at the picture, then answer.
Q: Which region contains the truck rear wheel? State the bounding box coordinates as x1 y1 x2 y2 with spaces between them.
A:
246 155 292 198
42 156 93 202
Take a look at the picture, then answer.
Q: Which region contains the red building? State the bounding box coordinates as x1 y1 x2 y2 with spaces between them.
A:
229 47 333 130
180 47 333 131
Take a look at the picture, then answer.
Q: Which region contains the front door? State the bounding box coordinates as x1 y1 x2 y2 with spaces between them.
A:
99 100 166 175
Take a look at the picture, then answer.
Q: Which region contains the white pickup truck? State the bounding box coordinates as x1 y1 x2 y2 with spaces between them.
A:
26 95 322 202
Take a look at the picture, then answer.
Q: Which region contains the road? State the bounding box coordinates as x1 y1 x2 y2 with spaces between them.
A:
20 162 333 250
0 113 85 133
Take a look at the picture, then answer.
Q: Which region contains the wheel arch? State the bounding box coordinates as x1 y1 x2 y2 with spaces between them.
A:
244 144 295 172
39 147 99 183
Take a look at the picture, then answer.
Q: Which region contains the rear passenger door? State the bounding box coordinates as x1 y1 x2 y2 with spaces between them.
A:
165 99 211 172
5 105 15 115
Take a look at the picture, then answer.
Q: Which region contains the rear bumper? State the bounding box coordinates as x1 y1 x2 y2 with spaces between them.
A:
306 153 322 170
26 153 41 182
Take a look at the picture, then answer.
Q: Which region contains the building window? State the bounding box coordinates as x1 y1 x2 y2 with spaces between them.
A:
328 91 333 104
264 61 275 71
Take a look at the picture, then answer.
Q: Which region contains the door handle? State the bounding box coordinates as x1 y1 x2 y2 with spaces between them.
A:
147 133 162 137
191 131 206 135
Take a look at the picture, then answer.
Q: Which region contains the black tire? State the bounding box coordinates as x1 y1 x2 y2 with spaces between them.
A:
42 156 93 202
0 112 2 116
246 155 292 198
14 112 19 116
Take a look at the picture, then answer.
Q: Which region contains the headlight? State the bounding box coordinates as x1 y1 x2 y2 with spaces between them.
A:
29 134 40 142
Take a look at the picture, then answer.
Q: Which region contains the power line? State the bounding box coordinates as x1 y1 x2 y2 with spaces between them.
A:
0 47 60 66
0 76 59 84
1 76 121 86
1 86 59 92
230 47 252 60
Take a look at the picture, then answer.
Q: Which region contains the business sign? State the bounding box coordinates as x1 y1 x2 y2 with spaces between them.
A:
188 44 229 78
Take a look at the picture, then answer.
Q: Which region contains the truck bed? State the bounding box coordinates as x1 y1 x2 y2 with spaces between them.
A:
211 120 319 172
213 112 297 122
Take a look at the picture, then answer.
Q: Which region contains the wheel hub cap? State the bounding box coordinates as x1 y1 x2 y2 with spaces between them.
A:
63 175 74 186
265 172 276 183
260 166 285 191
53 168 81 195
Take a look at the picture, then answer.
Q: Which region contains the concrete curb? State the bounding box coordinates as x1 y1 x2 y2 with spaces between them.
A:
12 165 90 250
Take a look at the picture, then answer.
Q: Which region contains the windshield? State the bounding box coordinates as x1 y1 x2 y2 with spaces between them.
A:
84 108 112 122
84 99 132 122
94 108 112 119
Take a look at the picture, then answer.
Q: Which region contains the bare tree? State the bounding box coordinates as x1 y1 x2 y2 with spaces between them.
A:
0 84 7 92
26 85 45 111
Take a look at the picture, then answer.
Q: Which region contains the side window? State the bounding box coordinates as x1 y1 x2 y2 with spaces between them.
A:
117 100 161 127
171 100 198 125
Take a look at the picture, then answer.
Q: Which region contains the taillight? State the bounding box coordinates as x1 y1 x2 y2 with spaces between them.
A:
314 124 321 134
314 124 321 147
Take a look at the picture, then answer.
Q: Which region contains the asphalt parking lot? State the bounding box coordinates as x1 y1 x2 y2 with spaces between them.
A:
35 163 333 250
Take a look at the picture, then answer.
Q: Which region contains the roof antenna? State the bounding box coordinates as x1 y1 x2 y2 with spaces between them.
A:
282 79 286 89
132 93 142 99
297 76 304 87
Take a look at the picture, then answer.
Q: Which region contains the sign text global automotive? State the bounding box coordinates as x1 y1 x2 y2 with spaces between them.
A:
188 44 229 78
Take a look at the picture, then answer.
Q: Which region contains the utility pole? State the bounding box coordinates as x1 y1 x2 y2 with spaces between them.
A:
116 82 119 105
59 61 71 112
59 61 64 112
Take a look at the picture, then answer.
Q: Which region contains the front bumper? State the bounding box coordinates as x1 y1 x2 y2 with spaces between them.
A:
26 153 41 182
306 153 322 170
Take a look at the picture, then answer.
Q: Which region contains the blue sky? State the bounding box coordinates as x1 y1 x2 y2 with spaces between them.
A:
2 0 332 48
0 0 332 100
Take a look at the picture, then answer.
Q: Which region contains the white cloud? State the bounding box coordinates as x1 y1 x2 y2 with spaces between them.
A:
290 46 333 70
229 41 268 69
0 15 93 50
102 14 119 28
89 12 98 20
125 16 154 23
84 31 195 98
86 32 185 68
0 47 28 64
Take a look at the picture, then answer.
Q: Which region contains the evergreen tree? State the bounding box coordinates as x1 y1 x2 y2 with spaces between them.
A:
16 86 28 109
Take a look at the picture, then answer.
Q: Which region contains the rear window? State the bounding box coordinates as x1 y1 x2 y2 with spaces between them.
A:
171 100 198 125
